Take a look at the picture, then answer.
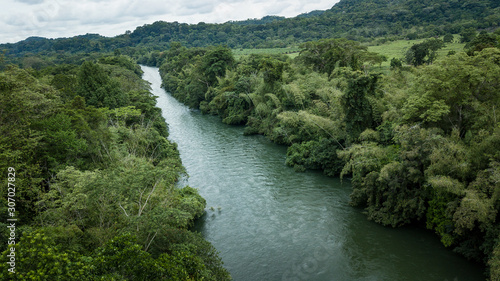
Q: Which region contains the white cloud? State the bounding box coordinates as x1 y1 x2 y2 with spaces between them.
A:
14 0 45 4
0 0 339 44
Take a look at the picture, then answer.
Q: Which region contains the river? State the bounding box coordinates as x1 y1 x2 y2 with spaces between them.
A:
141 66 484 281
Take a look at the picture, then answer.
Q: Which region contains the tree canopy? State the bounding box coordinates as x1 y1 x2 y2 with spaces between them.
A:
0 58 231 280
155 36 500 278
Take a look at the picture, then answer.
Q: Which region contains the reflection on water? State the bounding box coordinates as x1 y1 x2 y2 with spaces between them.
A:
142 66 484 281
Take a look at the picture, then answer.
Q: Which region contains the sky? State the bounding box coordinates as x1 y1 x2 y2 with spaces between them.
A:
0 0 339 44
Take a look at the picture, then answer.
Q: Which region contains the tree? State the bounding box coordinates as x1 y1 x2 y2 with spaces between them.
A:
0 54 232 280
405 38 445 66
199 46 234 86
0 66 61 221
259 56 284 86
339 125 439 227
402 48 500 135
341 73 380 142
390 57 403 69
77 61 128 108
465 31 499 55
0 229 91 280
443 33 454 43
490 236 500 281
298 38 372 75
31 113 88 173
460 28 477 43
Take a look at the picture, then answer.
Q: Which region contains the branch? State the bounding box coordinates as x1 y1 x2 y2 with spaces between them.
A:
138 180 159 217
118 203 129 217
145 231 158 252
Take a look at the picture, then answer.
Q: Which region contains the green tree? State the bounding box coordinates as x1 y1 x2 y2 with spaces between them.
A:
339 125 438 227
443 33 454 43
259 56 284 86
405 38 445 66
0 229 91 280
298 38 373 75
460 27 477 43
285 138 344 175
402 48 500 135
77 61 128 108
390 57 403 69
341 73 380 142
465 31 499 55
31 113 87 173
199 46 235 86
490 236 500 281
0 66 60 221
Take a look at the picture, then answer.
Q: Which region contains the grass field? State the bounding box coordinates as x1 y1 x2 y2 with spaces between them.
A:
232 47 300 59
367 35 466 67
232 35 466 73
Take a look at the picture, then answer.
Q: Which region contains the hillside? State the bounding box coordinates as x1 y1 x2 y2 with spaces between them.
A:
1 0 498 58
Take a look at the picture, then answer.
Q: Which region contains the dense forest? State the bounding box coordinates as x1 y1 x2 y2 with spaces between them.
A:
1 0 500 279
152 30 500 279
0 55 231 280
1 0 499 57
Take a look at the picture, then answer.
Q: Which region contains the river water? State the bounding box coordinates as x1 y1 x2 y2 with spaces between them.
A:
142 66 484 281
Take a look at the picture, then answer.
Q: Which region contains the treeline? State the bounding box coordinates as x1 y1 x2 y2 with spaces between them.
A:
156 32 500 279
1 0 499 57
0 55 230 280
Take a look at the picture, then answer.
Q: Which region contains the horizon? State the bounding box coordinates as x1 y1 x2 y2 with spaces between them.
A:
0 0 338 44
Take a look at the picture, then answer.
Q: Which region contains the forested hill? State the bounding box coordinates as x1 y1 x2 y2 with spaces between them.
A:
1 0 499 57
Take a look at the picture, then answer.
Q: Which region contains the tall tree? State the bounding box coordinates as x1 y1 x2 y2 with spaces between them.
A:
341 73 380 142
199 46 235 86
77 61 128 108
298 38 373 75
405 38 445 66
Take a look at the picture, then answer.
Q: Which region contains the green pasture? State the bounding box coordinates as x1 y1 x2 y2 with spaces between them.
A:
232 36 466 74
367 35 466 65
232 47 300 59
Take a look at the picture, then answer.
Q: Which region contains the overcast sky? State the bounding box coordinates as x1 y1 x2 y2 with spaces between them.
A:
0 0 339 44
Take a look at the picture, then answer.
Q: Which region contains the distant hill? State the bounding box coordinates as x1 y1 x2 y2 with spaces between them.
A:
1 0 498 57
228 15 286 25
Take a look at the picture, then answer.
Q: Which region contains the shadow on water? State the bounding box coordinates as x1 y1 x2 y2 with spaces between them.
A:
141 65 485 281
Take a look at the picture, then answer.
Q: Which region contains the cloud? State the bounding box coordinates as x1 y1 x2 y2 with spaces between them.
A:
14 0 45 4
0 0 338 44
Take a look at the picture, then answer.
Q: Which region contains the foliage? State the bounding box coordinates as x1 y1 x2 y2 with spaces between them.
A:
405 38 445 66
156 36 500 279
77 61 128 109
390 57 402 69
460 27 478 43
286 138 344 175
90 233 228 280
402 48 500 135
0 66 63 220
298 38 379 75
5 0 499 276
341 72 381 142
0 229 91 280
443 34 454 43
0 57 231 280
2 0 498 54
490 234 500 281
199 46 235 86
465 31 500 55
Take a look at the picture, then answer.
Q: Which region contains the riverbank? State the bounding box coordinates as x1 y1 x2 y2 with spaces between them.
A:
143 65 485 280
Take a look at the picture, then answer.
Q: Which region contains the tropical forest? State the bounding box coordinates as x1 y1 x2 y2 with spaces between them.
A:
0 0 500 280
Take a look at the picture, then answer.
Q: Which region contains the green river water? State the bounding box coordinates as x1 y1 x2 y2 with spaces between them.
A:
142 66 484 281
